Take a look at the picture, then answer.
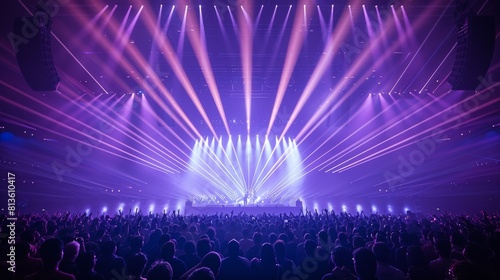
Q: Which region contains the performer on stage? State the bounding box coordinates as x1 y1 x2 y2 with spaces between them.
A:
244 192 248 206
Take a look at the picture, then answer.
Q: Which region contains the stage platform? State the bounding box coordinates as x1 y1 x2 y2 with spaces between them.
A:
185 204 302 216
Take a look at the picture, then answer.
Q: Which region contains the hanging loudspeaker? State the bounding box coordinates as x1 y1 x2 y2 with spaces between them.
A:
13 15 60 91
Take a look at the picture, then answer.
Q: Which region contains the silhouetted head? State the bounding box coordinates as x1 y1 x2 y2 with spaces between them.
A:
197 238 212 259
304 239 316 257
252 232 263 245
227 239 240 257
260 243 276 264
187 266 215 280
449 261 487 280
16 241 31 258
434 238 452 258
184 240 196 255
127 252 148 277
63 241 80 261
331 246 353 268
353 247 377 279
201 252 221 276
39 238 64 265
76 251 97 271
273 240 286 258
101 240 117 255
130 235 144 250
161 241 176 260
147 261 173 280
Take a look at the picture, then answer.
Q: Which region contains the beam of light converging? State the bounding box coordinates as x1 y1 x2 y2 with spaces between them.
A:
73 5 116 49
252 136 290 192
199 5 206 49
239 3 254 134
62 4 139 96
106 6 142 76
391 5 407 50
148 4 162 65
3 46 197 178
419 42 456 93
74 5 109 41
388 0 453 95
268 100 375 190
47 63 198 174
246 135 252 189
189 137 243 200
362 6 375 42
317 5 328 41
333 101 500 174
16 0 197 171
348 5 355 32
135 3 219 139
227 5 239 34
185 134 304 203
63 1 199 141
201 136 246 192
250 135 282 192
249 135 272 194
363 5 380 60
263 5 278 50
256 139 303 198
112 5 132 50
314 99 399 171
102 93 196 168
375 5 389 49
214 5 231 47
78 3 197 142
329 5 334 34
177 5 188 57
296 2 443 145
267 0 312 136
268 5 293 67
176 0 231 135
54 93 189 173
328 90 500 173
280 0 363 140
227 135 248 190
0 84 181 175
139 97 200 169
320 97 436 172
310 3 458 165
319 94 442 172
189 138 243 198
187 150 239 201
276 3 447 182
254 4 264 32
401 6 418 48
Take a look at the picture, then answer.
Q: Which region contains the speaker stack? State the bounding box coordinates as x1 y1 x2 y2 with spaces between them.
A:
448 16 495 90
13 15 60 91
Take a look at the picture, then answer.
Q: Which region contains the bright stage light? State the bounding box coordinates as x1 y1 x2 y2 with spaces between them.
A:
356 204 362 212
102 206 108 213
118 203 125 212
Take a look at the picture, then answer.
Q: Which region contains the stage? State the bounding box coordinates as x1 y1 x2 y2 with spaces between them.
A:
184 204 303 216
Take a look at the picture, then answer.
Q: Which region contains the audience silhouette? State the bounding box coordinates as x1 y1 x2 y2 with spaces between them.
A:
0 209 498 280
